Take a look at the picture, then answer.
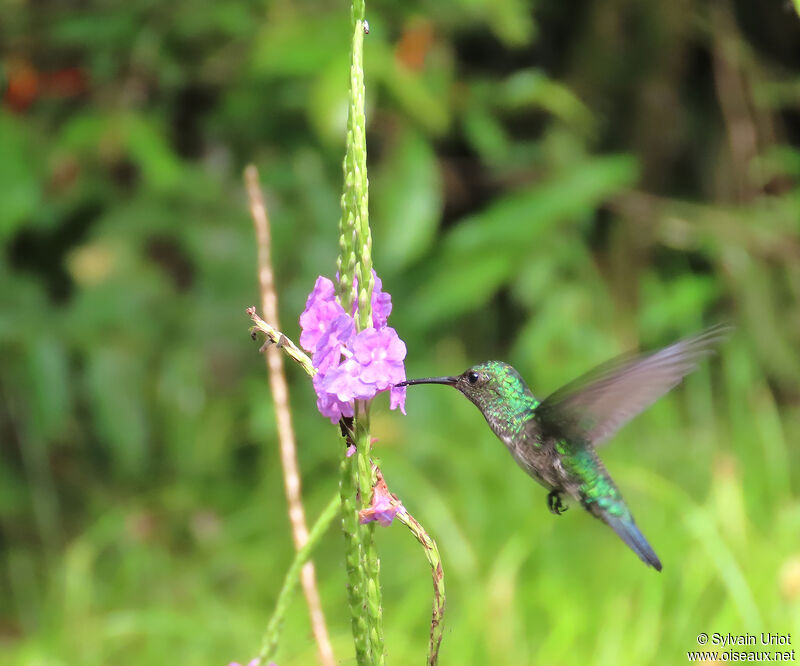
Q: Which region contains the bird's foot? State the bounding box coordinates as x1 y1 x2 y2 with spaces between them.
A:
547 490 567 515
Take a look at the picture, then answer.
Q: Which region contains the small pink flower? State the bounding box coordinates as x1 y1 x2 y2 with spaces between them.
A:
359 474 405 527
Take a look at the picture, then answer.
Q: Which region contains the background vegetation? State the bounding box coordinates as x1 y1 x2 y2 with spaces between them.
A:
2 0 800 664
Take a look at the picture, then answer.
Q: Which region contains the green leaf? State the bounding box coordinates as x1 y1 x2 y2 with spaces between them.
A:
462 106 512 165
413 154 639 327
25 337 71 443
307 54 350 145
484 0 537 46
0 112 41 240
374 130 442 272
497 70 595 135
121 114 184 191
369 42 450 136
250 13 349 77
85 347 149 476
637 273 720 337
447 154 637 256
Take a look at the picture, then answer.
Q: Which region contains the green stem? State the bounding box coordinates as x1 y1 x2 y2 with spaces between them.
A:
338 1 369 312
337 0 384 663
396 510 446 666
256 494 340 664
339 417 372 665
339 0 372 330
348 13 373 333
355 404 384 665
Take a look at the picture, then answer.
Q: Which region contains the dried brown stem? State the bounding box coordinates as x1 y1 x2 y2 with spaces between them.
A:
245 165 335 666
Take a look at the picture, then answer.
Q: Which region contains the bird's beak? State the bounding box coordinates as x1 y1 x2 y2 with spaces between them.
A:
396 376 458 387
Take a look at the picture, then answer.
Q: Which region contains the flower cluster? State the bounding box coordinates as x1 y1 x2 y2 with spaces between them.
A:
299 272 407 423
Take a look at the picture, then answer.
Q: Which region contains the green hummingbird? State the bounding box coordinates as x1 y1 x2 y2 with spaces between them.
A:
397 325 730 571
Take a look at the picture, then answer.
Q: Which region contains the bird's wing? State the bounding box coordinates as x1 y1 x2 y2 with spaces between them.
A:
531 325 731 447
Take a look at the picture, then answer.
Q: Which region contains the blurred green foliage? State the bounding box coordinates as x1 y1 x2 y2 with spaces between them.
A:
2 1 800 664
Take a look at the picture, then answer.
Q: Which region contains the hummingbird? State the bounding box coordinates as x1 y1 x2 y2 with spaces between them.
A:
397 325 730 571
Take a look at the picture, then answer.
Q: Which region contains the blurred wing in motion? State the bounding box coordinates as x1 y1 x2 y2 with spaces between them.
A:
533 325 731 447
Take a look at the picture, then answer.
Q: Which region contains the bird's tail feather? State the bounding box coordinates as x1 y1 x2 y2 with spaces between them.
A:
603 512 662 571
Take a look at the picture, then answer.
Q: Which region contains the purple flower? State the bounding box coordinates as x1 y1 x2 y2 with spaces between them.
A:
312 313 355 373
390 384 407 415
370 272 392 328
314 373 355 424
350 271 392 328
227 660 265 666
319 357 375 402
300 272 407 422
359 475 405 527
299 277 343 353
351 327 406 390
370 494 405 527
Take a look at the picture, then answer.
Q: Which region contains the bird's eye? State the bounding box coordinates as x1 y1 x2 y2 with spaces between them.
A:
467 371 480 384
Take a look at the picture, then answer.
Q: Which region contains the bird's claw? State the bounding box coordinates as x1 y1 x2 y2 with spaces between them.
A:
547 490 567 515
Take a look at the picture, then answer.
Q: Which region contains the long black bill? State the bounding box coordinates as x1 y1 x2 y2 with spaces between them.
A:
396 376 458 387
